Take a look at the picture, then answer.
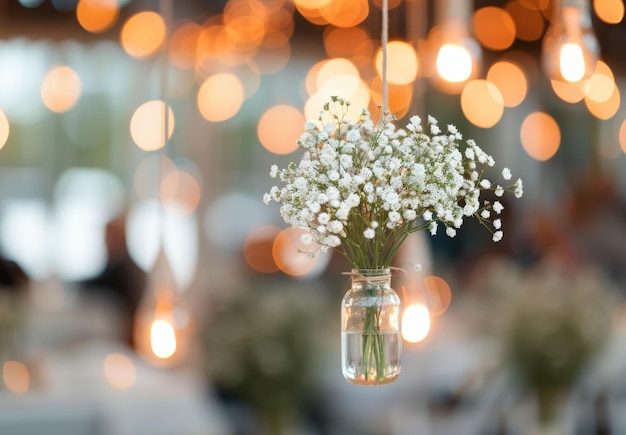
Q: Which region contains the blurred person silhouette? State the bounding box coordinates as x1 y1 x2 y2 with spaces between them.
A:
0 255 29 290
80 212 146 346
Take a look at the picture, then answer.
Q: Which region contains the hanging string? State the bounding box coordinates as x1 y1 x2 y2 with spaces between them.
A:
381 0 389 115
159 0 172 156
157 0 173 251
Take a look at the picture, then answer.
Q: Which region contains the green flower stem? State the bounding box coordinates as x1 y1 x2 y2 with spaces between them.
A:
362 291 385 382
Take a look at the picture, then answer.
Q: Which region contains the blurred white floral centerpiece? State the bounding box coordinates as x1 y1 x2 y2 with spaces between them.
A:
485 259 616 431
264 96 524 385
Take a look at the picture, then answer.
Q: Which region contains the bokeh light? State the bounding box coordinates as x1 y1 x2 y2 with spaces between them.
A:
294 0 331 26
120 11 165 58
436 43 473 83
272 227 322 277
304 86 370 122
585 85 620 120
473 7 516 51
243 225 281 273
316 57 361 98
619 118 626 155
550 78 586 103
322 0 369 28
323 26 373 69
257 105 304 155
130 100 175 152
461 79 504 128
18 0 45 6
160 169 202 215
197 73 245 122
594 0 624 24
253 36 291 75
585 73 616 104
401 304 431 343
505 1 546 42
76 0 119 34
151 319 177 359
520 111 561 161
0 110 9 150
103 353 136 389
370 77 413 119
169 22 201 70
423 275 452 317
134 155 177 201
374 40 418 85
3 361 30 393
487 61 528 107
222 0 268 53
41 65 82 113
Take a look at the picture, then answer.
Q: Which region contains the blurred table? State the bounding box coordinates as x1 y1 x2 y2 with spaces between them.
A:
0 279 232 435
0 340 233 435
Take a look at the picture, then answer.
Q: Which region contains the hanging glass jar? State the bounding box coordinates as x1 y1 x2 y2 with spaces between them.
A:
341 269 401 385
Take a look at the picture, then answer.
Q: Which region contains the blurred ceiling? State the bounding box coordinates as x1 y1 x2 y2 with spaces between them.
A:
0 0 625 82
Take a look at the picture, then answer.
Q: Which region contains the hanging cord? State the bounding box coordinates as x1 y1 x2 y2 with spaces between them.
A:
159 0 172 156
381 0 389 115
156 0 173 251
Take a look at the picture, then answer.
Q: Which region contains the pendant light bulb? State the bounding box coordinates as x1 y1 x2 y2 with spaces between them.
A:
133 249 194 368
542 0 599 83
430 0 481 91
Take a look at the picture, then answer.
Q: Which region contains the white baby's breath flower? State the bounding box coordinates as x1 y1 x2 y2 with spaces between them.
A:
493 201 504 214
502 167 512 180
492 231 503 242
403 209 417 220
429 221 438 235
327 220 344 234
514 178 524 198
264 96 524 267
346 129 361 142
322 235 341 247
270 164 279 178
300 233 313 245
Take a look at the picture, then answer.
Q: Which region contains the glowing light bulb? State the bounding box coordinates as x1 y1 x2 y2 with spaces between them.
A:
542 0 599 83
134 251 193 368
436 43 473 83
401 304 431 343
429 0 481 93
150 319 177 359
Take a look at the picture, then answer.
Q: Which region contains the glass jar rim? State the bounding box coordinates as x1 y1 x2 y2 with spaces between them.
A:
350 268 391 277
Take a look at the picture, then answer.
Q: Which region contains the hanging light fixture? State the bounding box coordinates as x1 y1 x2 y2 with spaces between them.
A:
542 0 599 84
429 0 481 92
133 249 194 368
132 0 194 369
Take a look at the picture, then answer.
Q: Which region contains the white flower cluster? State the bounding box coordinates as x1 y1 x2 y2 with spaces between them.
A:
263 97 523 267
